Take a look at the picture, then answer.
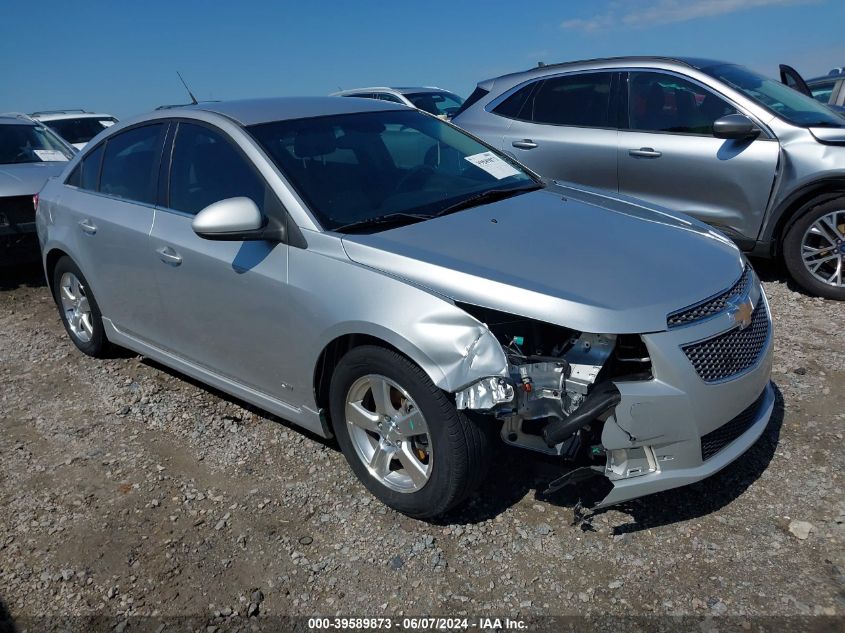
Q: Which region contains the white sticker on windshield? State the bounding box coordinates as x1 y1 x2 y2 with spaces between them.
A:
100 120 115 127
33 150 69 162
464 151 520 179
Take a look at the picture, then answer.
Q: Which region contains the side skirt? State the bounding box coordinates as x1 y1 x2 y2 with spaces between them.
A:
102 318 329 438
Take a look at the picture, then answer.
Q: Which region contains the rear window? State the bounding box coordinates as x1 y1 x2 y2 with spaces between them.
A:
404 91 464 117
99 124 166 204
44 117 117 145
0 123 73 164
453 86 489 118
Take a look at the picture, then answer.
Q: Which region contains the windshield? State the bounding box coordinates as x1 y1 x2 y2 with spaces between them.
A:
704 64 845 127
405 91 465 117
0 123 74 164
248 110 536 231
44 117 117 144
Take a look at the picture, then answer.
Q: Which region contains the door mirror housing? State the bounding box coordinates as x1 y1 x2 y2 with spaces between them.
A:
192 197 285 242
713 114 761 140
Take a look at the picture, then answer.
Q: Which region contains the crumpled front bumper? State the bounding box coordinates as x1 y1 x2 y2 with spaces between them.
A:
595 286 775 507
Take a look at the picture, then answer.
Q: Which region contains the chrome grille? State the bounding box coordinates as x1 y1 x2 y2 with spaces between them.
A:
667 265 752 328
682 304 770 383
700 390 767 461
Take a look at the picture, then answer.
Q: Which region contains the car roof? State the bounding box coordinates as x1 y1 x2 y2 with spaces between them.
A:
0 113 38 126
179 96 406 126
333 86 450 96
484 56 733 84
30 110 115 121
806 67 845 83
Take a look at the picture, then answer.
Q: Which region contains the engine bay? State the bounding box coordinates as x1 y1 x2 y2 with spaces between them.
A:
454 303 652 462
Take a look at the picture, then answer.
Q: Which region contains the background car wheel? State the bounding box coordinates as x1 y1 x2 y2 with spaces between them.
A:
52 256 110 357
783 196 845 300
329 345 493 519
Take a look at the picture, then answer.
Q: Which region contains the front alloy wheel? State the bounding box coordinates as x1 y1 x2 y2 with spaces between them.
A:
800 209 845 288
329 345 493 519
345 374 432 492
784 197 845 300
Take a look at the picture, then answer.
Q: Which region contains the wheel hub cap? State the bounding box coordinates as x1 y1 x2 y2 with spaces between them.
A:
344 374 432 493
59 272 94 343
801 210 845 288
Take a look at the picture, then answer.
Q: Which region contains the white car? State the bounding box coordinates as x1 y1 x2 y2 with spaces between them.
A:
331 87 464 119
30 110 118 149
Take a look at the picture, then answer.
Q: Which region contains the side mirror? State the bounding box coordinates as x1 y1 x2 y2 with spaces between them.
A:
713 114 760 140
192 197 271 241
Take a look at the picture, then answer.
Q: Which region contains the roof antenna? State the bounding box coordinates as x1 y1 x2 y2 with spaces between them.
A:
177 71 199 105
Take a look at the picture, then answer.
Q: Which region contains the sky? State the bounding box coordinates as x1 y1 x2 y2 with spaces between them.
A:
1 0 843 118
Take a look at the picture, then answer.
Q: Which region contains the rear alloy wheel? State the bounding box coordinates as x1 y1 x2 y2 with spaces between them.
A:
52 256 110 356
784 197 845 300
329 345 492 519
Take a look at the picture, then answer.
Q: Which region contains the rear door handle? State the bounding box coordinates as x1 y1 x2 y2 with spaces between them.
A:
512 139 538 150
156 246 182 266
78 219 97 234
628 147 662 158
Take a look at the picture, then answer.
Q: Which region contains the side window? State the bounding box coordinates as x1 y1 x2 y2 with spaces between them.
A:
810 80 836 104
66 143 104 190
99 124 166 204
628 71 737 135
168 123 266 216
492 82 536 119
376 93 405 104
529 73 613 127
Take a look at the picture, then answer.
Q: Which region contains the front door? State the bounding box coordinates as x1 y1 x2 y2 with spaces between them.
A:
149 121 295 401
617 70 780 242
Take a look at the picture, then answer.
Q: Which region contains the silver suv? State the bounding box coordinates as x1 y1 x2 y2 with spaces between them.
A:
37 97 773 518
453 56 845 299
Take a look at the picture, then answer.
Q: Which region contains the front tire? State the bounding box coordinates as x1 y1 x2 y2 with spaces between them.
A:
52 256 110 357
783 196 845 300
329 345 492 519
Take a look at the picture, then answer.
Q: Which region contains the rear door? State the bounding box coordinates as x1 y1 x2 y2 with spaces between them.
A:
59 123 167 340
149 120 295 399
617 70 780 243
498 71 619 191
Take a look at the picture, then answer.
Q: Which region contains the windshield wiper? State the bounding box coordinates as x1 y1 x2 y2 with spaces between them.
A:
429 183 543 219
333 212 431 234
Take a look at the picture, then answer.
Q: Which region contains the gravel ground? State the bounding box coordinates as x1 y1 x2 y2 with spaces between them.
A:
0 260 843 632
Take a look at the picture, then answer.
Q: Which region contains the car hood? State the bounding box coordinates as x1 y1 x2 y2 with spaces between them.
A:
341 185 745 334
0 162 67 197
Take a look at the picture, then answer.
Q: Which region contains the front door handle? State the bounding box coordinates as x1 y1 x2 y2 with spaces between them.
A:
628 147 662 158
78 219 97 235
156 246 182 266
512 139 538 150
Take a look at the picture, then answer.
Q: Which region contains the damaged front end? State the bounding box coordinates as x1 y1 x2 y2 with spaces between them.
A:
453 303 653 506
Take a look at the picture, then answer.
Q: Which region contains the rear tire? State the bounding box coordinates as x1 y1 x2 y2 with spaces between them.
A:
52 256 111 357
783 196 845 300
329 345 493 519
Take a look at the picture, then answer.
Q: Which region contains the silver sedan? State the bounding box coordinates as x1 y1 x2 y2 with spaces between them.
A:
37 97 773 518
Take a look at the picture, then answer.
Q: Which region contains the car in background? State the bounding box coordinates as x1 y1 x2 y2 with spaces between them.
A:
779 64 845 111
332 87 464 119
0 114 74 264
31 110 119 149
453 56 845 299
36 97 773 518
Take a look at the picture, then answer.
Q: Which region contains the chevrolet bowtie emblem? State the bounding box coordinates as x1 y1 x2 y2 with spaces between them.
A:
727 296 754 330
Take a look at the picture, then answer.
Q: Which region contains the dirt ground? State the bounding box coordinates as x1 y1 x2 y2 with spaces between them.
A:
0 260 843 633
